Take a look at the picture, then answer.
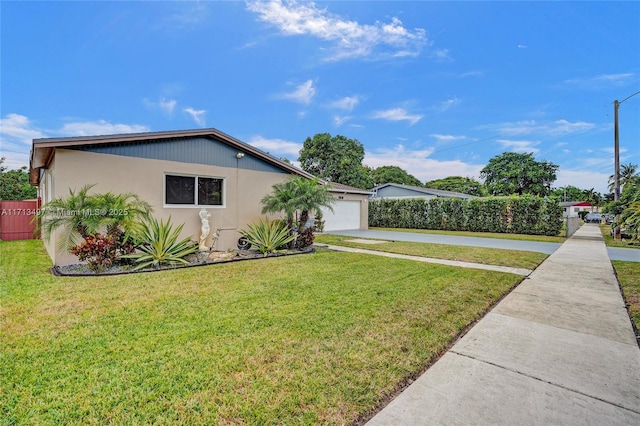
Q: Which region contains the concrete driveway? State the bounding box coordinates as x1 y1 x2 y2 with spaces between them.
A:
330 226 640 262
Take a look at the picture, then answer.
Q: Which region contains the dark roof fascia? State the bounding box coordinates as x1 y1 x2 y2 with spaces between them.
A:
30 128 315 185
328 187 373 195
323 181 373 195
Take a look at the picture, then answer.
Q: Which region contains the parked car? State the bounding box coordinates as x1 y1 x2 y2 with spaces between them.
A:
584 213 603 223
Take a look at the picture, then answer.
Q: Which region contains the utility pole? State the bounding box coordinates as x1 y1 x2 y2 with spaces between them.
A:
614 99 620 202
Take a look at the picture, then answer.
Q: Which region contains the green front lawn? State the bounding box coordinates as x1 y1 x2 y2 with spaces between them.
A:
613 261 640 332
315 234 547 270
372 227 566 243
1 240 523 424
599 224 640 249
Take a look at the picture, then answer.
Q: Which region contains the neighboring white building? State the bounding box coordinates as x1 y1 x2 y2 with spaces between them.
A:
559 201 597 218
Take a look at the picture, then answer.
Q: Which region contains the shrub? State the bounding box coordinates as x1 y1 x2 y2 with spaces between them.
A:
70 233 118 272
369 196 563 236
296 227 315 249
239 218 296 256
69 229 137 272
121 216 198 270
37 185 152 254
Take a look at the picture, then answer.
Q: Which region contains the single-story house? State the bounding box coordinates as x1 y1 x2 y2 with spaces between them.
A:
370 183 474 200
559 201 597 218
29 128 369 266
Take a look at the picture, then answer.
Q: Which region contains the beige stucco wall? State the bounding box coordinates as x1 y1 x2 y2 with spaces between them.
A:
42 149 291 265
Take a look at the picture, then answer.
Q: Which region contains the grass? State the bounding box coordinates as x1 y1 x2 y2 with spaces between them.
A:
372 227 566 243
598 224 640 249
1 240 523 425
315 234 548 270
613 261 640 333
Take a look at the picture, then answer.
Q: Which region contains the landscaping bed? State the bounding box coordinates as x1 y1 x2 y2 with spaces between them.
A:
52 247 314 276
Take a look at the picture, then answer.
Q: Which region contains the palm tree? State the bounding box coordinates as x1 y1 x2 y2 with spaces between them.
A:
261 177 335 247
38 185 153 253
38 184 101 252
261 178 299 230
608 163 639 192
583 188 603 212
93 191 153 241
289 177 335 229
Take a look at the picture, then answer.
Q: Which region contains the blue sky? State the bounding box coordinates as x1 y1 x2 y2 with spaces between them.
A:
2 1 639 194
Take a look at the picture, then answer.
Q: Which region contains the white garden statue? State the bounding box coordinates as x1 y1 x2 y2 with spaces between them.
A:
199 209 212 251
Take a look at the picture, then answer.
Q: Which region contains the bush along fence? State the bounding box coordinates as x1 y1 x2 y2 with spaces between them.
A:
369 195 564 236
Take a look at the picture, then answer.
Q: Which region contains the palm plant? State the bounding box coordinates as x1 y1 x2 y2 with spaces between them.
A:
38 184 101 253
608 163 639 192
121 216 198 270
92 191 153 241
260 179 299 230
290 177 335 229
260 177 335 248
38 185 154 254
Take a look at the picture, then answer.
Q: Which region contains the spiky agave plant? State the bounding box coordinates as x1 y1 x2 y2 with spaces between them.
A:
121 216 197 270
239 218 296 256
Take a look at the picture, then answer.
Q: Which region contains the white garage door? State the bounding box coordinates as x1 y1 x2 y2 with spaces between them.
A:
321 200 361 231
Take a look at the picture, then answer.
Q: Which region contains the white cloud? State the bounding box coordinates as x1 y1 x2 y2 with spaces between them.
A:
333 115 352 127
563 73 636 89
183 107 207 127
145 97 177 114
365 144 483 183
60 120 149 136
517 44 527 49
247 135 302 157
372 108 423 125
0 113 150 169
555 169 609 195
159 2 209 30
0 113 46 145
497 139 540 154
437 96 461 112
0 114 47 169
280 80 316 105
547 119 596 136
431 134 466 143
329 95 360 111
430 48 452 62
247 0 428 61
479 119 596 137
158 98 177 114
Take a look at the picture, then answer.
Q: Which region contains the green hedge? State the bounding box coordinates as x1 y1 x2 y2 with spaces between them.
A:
369 196 563 236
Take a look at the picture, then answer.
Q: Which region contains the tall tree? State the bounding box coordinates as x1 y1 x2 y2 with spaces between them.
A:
583 188 603 210
371 166 422 187
298 133 374 189
424 176 485 196
608 163 639 192
480 152 558 197
0 158 37 200
550 185 588 202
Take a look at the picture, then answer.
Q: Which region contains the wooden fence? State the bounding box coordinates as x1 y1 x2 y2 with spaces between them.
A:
0 199 40 241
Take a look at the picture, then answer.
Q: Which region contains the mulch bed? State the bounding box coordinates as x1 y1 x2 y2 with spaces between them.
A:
51 247 315 277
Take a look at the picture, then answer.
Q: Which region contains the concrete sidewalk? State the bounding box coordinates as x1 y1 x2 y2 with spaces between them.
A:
367 224 640 425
